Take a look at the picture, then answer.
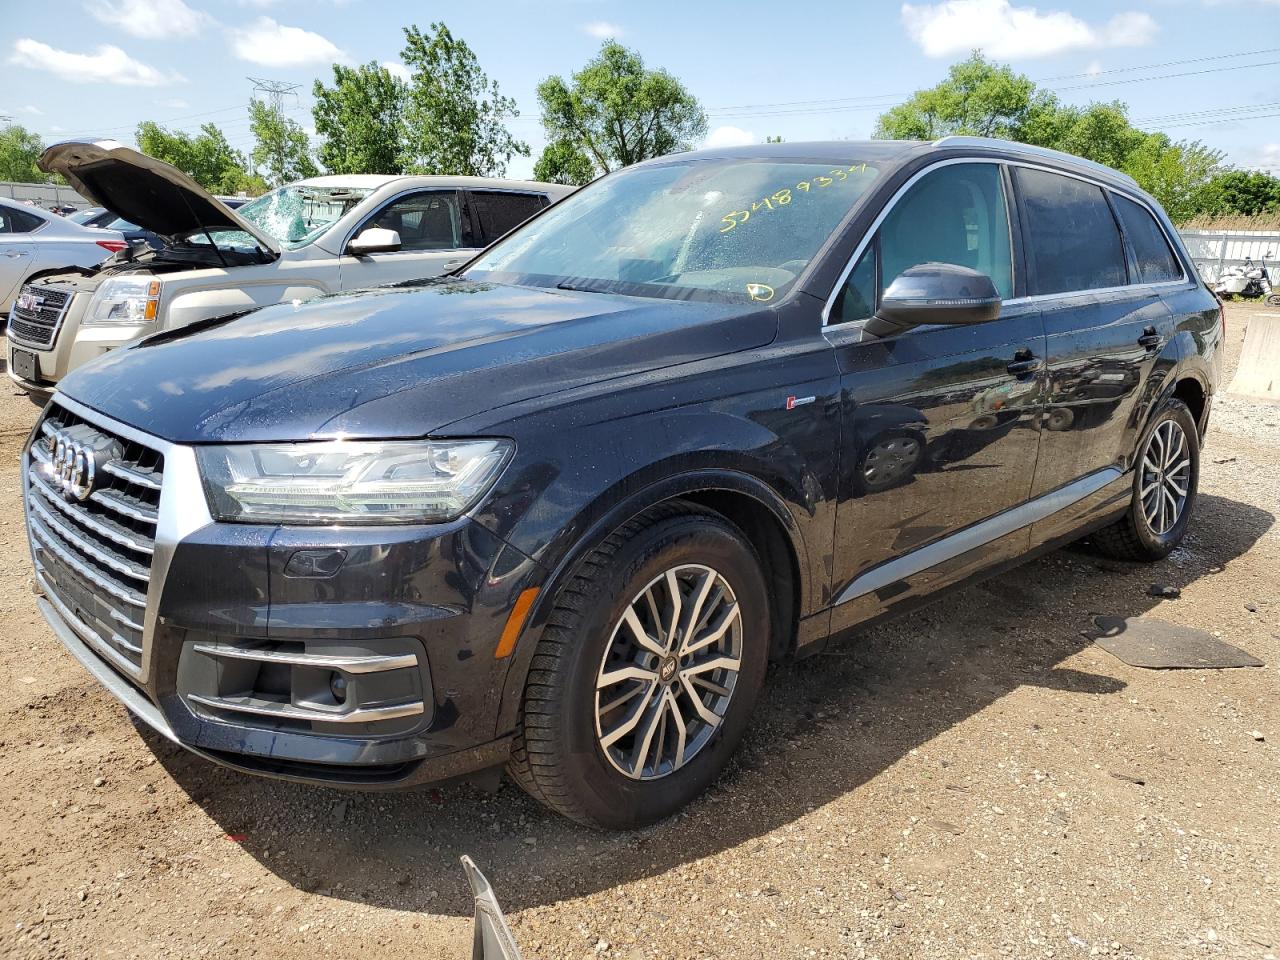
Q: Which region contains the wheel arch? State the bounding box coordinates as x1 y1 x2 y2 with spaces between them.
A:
492 467 811 735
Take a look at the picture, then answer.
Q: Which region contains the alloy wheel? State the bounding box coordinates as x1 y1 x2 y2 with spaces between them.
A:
594 564 743 780
1140 419 1191 536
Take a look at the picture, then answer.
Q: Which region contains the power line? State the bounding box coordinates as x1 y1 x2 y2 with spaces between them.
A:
707 48 1280 119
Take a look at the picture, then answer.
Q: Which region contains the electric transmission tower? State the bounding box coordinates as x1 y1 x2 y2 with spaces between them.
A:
247 77 301 182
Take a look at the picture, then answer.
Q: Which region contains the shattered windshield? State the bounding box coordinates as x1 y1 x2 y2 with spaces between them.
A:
465 158 881 303
202 185 373 251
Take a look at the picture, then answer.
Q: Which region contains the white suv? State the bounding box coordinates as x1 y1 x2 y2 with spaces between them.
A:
7 139 575 400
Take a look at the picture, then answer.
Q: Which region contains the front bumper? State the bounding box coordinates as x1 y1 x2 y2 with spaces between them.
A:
27 397 544 790
8 290 150 393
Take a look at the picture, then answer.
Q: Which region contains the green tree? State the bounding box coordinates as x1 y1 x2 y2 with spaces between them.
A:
532 138 595 185
535 41 707 178
136 121 263 194
1123 135 1223 223
1191 169 1280 218
399 23 528 176
874 54 1048 140
0 124 49 183
874 53 1223 221
312 62 408 175
249 99 317 187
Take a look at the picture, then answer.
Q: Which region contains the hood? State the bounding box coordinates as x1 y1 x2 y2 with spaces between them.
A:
57 280 775 443
39 139 280 254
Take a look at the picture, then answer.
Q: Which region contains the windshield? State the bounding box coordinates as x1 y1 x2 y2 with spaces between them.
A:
203 184 373 251
68 208 102 225
466 158 880 303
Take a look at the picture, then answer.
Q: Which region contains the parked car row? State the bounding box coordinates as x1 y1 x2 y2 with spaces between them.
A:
6 140 573 401
1 197 127 320
18 135 1222 829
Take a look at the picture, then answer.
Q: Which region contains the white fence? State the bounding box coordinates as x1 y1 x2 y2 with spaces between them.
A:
1179 229 1280 283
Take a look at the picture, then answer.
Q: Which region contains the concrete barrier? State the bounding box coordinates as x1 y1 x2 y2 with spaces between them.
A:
1229 313 1280 402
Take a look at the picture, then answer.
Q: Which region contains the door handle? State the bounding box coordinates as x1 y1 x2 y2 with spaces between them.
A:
1007 355 1042 377
1138 326 1162 350
4 250 29 258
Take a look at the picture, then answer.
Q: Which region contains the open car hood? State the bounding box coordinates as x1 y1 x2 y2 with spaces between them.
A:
38 139 280 254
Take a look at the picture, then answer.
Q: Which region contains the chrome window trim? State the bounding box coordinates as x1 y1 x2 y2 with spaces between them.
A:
821 156 1193 329
31 393 214 683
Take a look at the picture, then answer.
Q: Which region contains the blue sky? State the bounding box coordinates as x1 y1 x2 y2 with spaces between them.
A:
2 0 1278 180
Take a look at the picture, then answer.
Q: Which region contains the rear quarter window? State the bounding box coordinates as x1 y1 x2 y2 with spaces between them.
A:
1015 167 1127 296
470 191 546 244
1113 194 1182 284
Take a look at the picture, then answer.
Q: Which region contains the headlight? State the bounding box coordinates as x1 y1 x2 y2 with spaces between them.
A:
85 276 161 324
196 440 513 524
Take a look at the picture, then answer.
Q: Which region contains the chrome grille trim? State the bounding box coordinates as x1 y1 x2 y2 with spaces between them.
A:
187 693 425 725
102 461 162 492
24 393 215 684
8 285 72 349
190 642 419 674
29 472 155 555
90 488 158 524
36 562 144 677
28 494 152 582
30 518 147 608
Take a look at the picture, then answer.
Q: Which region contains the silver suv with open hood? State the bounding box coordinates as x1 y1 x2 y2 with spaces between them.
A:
7 139 574 400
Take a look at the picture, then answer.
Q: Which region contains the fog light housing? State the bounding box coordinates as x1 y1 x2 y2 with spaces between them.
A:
329 673 348 703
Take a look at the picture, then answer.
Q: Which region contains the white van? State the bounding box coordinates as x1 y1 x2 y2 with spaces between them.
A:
7 140 575 399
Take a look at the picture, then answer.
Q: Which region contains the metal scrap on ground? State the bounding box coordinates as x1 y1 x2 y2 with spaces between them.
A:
1089 615 1265 669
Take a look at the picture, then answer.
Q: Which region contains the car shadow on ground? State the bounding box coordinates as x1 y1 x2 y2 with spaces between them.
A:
146 492 1273 917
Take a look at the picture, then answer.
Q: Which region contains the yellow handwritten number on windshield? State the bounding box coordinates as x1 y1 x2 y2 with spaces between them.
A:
718 165 868 234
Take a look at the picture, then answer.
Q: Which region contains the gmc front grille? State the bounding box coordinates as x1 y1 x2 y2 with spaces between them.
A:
25 402 163 681
9 285 72 349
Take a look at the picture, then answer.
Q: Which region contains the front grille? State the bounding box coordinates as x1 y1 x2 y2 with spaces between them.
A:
8 285 72 348
25 403 163 680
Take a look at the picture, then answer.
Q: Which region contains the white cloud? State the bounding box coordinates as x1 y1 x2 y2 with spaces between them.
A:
20 104 43 115
9 39 184 86
90 0 211 39
1085 59 1104 76
582 21 624 39
382 60 411 82
703 126 757 149
901 0 1158 59
228 17 345 67
157 97 190 109
1240 143 1280 172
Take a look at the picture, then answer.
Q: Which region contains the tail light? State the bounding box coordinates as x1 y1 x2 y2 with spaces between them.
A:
96 240 128 253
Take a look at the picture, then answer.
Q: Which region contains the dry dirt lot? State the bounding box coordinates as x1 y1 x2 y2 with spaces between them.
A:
1 302 1278 960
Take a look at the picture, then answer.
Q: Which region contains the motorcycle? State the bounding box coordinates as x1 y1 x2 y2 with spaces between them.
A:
1214 252 1280 305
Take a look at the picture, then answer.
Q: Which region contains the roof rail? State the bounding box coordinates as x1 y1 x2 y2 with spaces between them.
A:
932 135 1138 187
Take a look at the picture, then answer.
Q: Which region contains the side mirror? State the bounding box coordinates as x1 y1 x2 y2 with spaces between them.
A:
348 227 401 256
863 263 1001 339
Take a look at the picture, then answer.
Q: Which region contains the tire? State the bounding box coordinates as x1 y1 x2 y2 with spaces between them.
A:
1091 397 1200 562
1266 293 1280 307
507 502 770 829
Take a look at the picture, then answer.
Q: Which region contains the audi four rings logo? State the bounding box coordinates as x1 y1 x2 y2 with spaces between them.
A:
48 431 96 501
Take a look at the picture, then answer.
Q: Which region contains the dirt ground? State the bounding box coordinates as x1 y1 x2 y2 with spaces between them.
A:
1 302 1277 960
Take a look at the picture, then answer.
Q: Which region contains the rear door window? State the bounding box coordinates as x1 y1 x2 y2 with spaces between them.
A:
1016 168 1127 295
469 191 547 245
1113 194 1182 284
